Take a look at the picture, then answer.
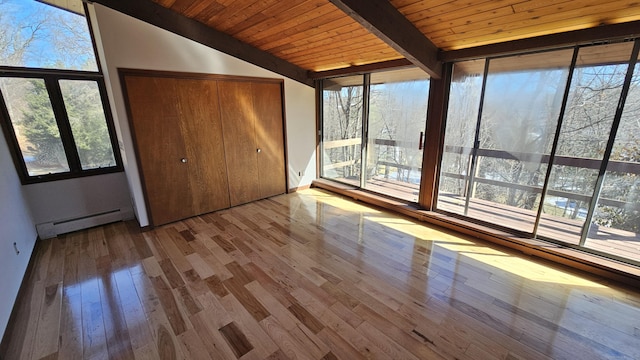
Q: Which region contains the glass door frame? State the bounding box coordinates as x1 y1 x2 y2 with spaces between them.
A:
435 39 640 266
319 72 430 204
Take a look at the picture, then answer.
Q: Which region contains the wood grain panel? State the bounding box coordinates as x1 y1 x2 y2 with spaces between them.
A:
174 79 231 214
238 2 338 42
258 17 363 51
5 192 640 360
218 80 262 206
252 82 287 199
148 0 640 73
124 76 194 226
219 321 254 358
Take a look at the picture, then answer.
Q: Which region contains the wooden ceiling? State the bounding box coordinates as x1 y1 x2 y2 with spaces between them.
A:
150 0 403 72
95 0 640 82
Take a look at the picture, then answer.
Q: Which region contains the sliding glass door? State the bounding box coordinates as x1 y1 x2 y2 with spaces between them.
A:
437 39 640 265
437 60 484 214
321 68 430 202
364 70 430 202
322 75 364 187
584 47 640 260
537 43 634 244
439 49 573 233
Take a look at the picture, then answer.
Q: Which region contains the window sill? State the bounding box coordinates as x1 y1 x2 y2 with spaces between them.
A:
312 178 640 289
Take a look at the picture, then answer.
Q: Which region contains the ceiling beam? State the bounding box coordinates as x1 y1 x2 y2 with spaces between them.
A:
328 0 442 79
309 59 413 79
90 0 314 87
440 21 640 62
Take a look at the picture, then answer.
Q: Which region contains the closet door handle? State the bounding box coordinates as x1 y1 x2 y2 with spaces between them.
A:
257 148 262 153
181 158 188 163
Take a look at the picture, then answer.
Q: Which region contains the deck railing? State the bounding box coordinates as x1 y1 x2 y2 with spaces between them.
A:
441 145 640 210
323 139 639 211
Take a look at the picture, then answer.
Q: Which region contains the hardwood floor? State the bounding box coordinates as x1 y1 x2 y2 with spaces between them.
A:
334 176 640 263
3 188 640 360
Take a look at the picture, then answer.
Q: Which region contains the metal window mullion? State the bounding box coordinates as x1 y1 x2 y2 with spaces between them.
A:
463 58 491 216
578 39 640 246
360 74 370 189
45 76 82 173
533 47 579 238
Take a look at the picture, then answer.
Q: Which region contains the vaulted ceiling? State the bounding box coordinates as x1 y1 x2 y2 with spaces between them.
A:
92 0 640 84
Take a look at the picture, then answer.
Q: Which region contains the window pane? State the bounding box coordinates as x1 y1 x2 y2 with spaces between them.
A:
0 77 69 175
437 51 573 233
538 42 634 244
438 60 485 214
585 49 640 262
0 0 97 71
365 68 429 202
322 76 364 186
472 50 573 233
59 80 116 170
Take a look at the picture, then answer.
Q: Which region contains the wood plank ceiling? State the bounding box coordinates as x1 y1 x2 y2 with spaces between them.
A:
147 0 640 73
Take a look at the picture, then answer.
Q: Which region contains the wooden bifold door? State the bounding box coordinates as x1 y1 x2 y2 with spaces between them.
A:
122 71 287 226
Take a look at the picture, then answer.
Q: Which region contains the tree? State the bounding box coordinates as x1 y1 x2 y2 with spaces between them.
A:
0 1 112 174
0 0 45 67
60 80 115 168
367 80 429 185
323 84 363 180
20 79 67 169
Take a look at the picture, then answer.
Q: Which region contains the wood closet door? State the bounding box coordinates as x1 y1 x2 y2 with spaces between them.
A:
124 76 230 226
175 79 231 215
253 82 286 198
218 81 262 206
124 76 194 225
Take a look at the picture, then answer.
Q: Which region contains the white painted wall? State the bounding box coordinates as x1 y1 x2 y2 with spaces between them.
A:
23 172 134 234
88 4 317 227
0 135 37 340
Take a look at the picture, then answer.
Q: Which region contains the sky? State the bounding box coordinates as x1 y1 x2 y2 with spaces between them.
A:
1 0 96 70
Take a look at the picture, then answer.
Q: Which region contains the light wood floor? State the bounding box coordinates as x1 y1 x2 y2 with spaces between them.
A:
3 189 640 360
335 176 640 263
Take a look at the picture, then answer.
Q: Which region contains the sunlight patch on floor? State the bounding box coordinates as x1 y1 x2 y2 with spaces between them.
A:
436 243 606 288
305 189 607 289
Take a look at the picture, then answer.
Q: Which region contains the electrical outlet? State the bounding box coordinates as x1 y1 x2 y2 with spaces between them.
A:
13 242 20 255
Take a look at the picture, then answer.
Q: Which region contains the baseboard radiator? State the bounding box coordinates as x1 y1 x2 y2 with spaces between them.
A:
36 208 135 239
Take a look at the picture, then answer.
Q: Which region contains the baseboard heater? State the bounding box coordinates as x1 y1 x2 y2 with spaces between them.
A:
36 208 135 239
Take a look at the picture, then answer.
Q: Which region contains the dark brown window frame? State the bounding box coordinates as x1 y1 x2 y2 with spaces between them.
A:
0 67 123 184
0 2 122 184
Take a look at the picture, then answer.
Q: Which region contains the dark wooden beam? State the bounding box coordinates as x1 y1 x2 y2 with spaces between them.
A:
328 0 442 79
441 21 640 62
90 0 314 87
419 62 451 210
309 58 413 79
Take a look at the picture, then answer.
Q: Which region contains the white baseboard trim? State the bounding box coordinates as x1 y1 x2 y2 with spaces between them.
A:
36 208 135 239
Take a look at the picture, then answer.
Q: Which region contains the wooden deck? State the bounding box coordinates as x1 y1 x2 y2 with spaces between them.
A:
438 195 640 263
335 177 640 263
2 189 640 359
364 176 420 202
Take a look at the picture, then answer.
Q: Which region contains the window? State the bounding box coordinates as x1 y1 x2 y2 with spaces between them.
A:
321 68 431 202
365 70 429 202
437 40 640 265
0 0 121 183
322 75 364 187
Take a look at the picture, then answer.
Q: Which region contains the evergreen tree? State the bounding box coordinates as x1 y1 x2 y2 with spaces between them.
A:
20 79 66 167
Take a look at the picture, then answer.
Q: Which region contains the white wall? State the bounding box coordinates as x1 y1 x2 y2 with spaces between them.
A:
89 4 317 227
0 135 37 340
23 172 134 235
